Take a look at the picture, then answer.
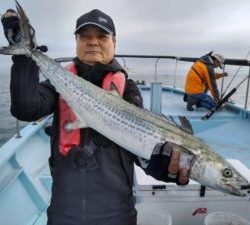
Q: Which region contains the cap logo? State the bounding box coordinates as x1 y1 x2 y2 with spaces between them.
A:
98 16 108 24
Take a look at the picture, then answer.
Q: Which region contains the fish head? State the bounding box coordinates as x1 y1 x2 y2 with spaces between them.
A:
190 153 250 196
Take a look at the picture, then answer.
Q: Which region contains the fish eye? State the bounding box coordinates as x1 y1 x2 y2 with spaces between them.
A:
222 168 233 178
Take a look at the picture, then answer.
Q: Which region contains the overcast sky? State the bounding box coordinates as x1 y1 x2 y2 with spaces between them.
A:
1 0 250 75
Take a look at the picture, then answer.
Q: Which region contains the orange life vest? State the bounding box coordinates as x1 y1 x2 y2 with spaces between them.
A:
59 63 126 156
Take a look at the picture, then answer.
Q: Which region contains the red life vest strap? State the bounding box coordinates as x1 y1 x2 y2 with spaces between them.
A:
59 62 126 156
102 71 125 96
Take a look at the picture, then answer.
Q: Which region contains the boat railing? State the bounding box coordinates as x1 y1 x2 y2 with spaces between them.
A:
55 54 250 109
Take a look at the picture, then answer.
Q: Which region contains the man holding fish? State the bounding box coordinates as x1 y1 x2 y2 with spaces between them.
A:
1 6 189 225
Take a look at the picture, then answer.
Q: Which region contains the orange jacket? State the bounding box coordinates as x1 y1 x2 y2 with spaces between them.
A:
184 56 221 101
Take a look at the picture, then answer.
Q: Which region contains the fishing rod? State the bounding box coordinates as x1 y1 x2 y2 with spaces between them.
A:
220 49 250 99
201 74 250 120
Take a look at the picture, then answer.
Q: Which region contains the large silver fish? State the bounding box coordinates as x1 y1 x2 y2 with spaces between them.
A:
0 1 249 196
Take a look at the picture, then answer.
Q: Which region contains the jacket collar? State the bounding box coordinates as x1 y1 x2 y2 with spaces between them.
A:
73 57 127 87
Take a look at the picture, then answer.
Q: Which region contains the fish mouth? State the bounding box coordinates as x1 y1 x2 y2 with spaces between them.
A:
240 184 250 190
224 186 246 196
239 184 250 196
220 176 250 196
225 182 250 196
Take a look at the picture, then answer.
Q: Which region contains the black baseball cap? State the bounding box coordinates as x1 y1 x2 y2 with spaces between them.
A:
74 9 116 37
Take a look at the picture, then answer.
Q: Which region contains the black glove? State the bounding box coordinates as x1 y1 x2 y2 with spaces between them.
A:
144 142 190 185
144 142 176 182
1 9 21 45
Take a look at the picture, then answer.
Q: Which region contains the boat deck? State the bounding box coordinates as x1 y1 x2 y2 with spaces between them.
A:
0 86 249 225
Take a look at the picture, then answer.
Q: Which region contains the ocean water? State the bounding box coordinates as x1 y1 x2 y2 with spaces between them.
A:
0 71 15 145
0 60 250 146
0 59 28 146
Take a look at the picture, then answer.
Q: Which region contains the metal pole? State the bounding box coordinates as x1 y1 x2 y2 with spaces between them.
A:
150 83 162 113
221 50 250 98
173 58 179 88
154 58 160 82
121 57 126 70
220 66 225 98
244 67 250 109
15 119 21 138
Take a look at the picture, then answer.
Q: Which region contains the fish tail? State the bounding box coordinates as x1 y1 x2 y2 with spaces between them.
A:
0 0 35 56
15 0 37 48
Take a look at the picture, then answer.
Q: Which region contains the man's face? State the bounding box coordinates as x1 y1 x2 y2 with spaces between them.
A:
213 59 220 68
76 25 116 65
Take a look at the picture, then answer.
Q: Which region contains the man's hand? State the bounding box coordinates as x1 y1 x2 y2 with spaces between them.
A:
144 142 191 185
168 144 192 185
1 9 21 45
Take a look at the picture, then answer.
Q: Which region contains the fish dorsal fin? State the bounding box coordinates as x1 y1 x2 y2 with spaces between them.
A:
153 112 194 135
145 108 169 121
143 109 195 135
145 109 182 129
167 115 180 127
178 115 194 134
162 115 194 135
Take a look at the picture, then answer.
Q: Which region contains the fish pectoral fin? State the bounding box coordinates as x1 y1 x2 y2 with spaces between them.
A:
65 120 88 130
108 90 120 96
108 82 122 97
